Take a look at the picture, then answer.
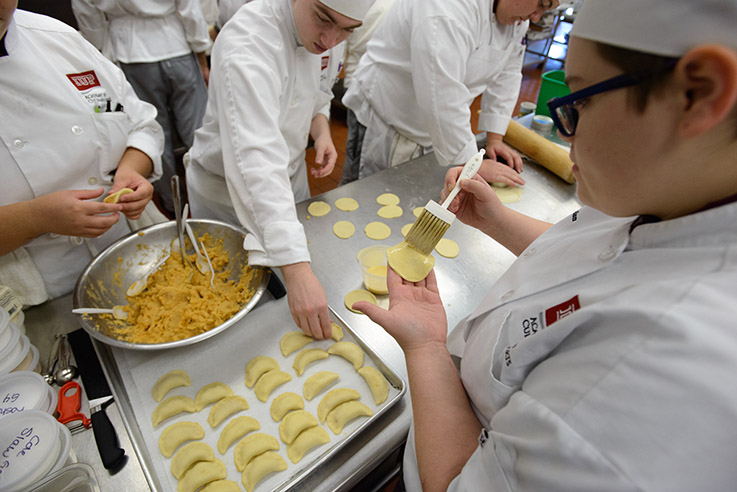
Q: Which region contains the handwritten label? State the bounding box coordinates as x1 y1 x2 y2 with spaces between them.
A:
0 426 43 477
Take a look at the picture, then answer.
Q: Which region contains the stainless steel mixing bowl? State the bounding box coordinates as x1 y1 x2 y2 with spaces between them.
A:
72 219 269 350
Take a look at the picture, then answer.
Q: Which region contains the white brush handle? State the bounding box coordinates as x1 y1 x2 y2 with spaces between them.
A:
441 149 485 208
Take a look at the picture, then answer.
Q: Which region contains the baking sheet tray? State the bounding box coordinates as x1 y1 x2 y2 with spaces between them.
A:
111 297 405 491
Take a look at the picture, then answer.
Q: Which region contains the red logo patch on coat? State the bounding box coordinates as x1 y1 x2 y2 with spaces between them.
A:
544 295 580 326
321 56 329 71
66 70 101 91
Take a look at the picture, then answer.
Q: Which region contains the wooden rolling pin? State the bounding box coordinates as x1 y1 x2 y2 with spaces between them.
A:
503 119 576 184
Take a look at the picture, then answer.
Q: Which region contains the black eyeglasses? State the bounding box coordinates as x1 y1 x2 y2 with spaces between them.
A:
547 60 678 137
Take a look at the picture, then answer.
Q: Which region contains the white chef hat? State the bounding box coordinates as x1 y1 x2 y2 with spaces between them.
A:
571 0 737 57
319 0 374 21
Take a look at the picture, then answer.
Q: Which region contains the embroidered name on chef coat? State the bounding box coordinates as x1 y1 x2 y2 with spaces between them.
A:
66 70 109 109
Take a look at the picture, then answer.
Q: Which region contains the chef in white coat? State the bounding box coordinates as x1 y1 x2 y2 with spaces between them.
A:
186 0 371 339
342 0 559 185
0 3 163 306
355 0 737 489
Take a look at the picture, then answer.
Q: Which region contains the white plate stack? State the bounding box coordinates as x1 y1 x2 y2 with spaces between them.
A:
0 307 40 375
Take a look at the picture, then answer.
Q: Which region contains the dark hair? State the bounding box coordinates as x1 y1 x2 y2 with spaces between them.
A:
595 43 678 112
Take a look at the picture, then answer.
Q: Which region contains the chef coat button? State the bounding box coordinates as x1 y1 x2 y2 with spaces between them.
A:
13 139 24 149
599 246 617 261
522 247 536 258
501 290 515 302
290 98 297 106
70 236 84 246
71 125 83 135
88 177 98 185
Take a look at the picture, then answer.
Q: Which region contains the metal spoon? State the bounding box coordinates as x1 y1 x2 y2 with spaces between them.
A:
54 334 79 386
41 335 63 385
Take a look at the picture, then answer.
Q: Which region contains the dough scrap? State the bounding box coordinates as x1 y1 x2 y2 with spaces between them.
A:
177 458 226 492
270 392 305 422
326 400 374 434
254 369 292 402
401 223 413 237
412 207 424 218
333 220 355 239
171 441 213 479
307 201 331 217
287 425 330 464
158 421 204 458
199 480 241 492
377 205 403 219
376 193 400 206
103 187 134 204
364 222 391 240
344 289 377 314
327 341 364 369
241 451 287 492
234 433 279 472
292 348 329 376
303 371 339 401
152 395 195 428
194 382 234 412
152 369 191 402
317 388 360 423
330 322 344 341
491 183 524 203
387 241 435 282
207 395 249 428
217 415 260 454
278 409 318 445
358 366 389 405
279 331 314 357
335 197 359 211
435 238 460 258
245 356 280 388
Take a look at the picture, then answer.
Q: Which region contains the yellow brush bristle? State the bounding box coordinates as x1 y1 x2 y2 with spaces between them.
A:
405 209 451 255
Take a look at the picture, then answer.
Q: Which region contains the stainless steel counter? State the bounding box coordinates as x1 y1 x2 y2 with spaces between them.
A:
22 144 581 490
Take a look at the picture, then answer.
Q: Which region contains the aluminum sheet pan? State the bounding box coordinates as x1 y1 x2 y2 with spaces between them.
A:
111 297 405 491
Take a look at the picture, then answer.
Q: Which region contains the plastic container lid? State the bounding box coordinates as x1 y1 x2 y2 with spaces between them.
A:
0 309 11 349
0 324 21 373
0 334 29 375
0 410 64 492
0 371 57 418
28 462 100 492
13 343 40 374
9 310 25 336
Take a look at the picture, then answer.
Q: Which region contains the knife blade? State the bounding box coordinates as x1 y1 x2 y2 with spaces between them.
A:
67 328 127 471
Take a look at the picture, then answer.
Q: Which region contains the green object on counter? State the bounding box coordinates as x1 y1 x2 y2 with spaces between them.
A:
536 70 571 117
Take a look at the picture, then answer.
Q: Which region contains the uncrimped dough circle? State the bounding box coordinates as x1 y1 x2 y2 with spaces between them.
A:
377 205 403 219
333 221 355 239
412 207 424 218
364 222 391 240
335 197 359 211
401 223 413 237
435 238 460 258
307 201 331 216
344 289 377 313
376 193 399 206
491 183 524 203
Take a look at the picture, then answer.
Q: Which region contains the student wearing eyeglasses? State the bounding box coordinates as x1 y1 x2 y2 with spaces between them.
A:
354 0 737 490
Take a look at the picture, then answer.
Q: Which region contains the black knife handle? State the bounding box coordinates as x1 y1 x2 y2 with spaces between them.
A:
91 409 126 470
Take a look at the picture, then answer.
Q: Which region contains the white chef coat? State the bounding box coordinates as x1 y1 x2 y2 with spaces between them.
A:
343 0 527 169
71 0 212 63
0 10 163 300
186 0 343 268
402 202 737 491
342 0 396 89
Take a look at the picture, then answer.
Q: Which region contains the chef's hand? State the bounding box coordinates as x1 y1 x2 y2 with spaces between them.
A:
310 134 337 178
442 168 503 232
111 148 155 220
486 133 524 173
196 51 210 86
478 159 525 187
281 262 333 340
39 188 123 238
353 268 447 352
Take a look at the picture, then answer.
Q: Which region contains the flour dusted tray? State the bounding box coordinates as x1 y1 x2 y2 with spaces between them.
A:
106 297 405 491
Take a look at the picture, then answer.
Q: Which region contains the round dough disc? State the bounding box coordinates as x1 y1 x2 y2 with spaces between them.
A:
377 205 403 219
364 222 391 240
491 184 524 204
333 221 355 239
376 193 400 206
401 223 413 237
435 238 460 258
344 289 377 314
307 201 331 216
412 207 424 218
335 197 359 211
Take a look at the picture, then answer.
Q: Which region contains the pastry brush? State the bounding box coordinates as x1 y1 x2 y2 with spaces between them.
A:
405 149 486 255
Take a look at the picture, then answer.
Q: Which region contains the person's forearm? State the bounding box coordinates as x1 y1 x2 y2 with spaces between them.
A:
309 114 330 142
115 147 153 180
483 206 552 256
0 200 46 255
406 343 482 492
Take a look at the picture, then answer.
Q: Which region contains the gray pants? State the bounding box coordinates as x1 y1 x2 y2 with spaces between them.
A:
120 53 208 214
340 109 366 185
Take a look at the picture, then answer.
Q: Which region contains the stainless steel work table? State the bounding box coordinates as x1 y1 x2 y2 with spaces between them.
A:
23 143 581 491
